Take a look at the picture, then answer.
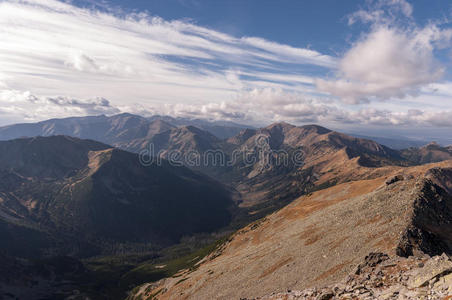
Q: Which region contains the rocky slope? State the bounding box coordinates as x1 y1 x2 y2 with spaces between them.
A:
130 161 452 299
256 253 452 299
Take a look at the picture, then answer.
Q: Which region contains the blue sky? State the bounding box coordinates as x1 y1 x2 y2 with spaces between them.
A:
1 0 452 140
76 0 448 55
83 0 358 53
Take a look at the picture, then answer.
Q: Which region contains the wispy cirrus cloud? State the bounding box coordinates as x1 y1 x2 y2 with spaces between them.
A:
0 0 334 112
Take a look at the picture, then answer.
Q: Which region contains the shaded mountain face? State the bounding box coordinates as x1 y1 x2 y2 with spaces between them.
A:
0 136 234 258
0 253 88 299
134 161 452 300
0 135 112 179
401 142 452 164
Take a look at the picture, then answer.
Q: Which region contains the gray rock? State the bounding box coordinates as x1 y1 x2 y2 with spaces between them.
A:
407 254 452 289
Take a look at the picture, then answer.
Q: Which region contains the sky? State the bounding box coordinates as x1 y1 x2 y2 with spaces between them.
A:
1 0 452 140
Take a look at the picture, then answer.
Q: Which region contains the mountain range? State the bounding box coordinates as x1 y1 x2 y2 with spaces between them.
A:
114 120 417 222
0 113 250 144
1 114 452 299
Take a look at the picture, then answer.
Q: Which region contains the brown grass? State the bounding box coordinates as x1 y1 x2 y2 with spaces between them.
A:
304 234 322 246
314 260 352 282
299 224 320 240
259 257 294 279
375 236 397 252
283 176 386 221
328 236 349 251
366 214 382 224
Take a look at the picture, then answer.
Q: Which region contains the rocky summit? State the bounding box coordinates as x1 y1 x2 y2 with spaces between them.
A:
256 253 452 299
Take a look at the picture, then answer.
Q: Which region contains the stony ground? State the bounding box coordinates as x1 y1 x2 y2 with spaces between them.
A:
256 252 452 300
130 161 452 300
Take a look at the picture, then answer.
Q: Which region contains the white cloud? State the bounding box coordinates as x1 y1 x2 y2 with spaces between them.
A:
241 37 336 68
0 90 119 123
65 52 100 73
147 87 452 128
1 87 452 131
317 0 452 104
347 108 452 127
348 0 413 25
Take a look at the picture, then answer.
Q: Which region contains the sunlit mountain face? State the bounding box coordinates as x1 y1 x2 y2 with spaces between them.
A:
1 1 452 299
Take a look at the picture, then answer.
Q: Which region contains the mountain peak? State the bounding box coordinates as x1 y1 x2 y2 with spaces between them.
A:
147 119 175 134
265 121 296 130
424 141 441 148
0 135 111 179
179 125 217 138
299 124 332 134
112 112 139 118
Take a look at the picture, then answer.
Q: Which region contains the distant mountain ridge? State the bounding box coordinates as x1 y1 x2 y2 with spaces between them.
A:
0 113 252 144
147 115 254 139
1 115 448 219
349 133 429 150
1 114 448 167
401 142 452 164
